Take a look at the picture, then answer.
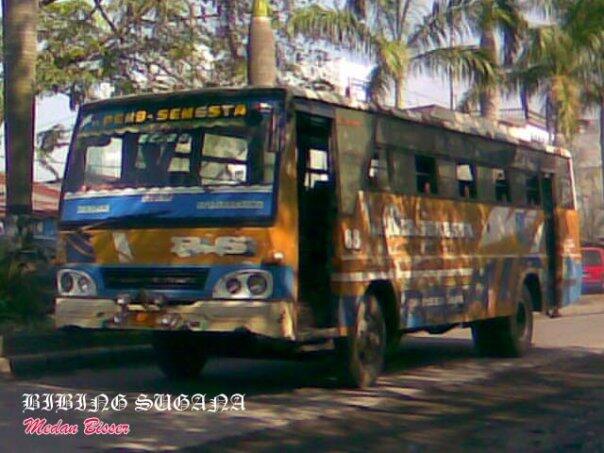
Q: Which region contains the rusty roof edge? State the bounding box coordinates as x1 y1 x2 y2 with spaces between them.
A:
290 86 571 158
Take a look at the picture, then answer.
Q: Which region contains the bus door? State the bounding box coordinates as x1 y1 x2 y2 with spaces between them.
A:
541 173 557 309
296 113 337 328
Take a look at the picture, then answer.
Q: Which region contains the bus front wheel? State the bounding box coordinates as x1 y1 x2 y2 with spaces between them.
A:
336 293 387 388
471 287 534 357
152 331 208 379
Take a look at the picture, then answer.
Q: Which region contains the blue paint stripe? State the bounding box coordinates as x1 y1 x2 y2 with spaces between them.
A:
61 191 274 223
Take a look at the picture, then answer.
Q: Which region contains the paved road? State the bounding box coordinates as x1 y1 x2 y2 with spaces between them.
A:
2 296 604 452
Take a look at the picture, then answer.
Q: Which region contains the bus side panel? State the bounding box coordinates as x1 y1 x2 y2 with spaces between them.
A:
332 190 549 332
555 208 582 307
331 108 379 335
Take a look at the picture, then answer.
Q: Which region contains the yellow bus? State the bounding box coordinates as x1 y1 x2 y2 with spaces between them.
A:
55 87 582 387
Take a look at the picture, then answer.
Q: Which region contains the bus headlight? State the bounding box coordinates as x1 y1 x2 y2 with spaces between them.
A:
248 273 268 295
213 270 272 299
57 270 97 297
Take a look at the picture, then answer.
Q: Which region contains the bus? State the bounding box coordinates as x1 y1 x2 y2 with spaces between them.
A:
55 86 582 387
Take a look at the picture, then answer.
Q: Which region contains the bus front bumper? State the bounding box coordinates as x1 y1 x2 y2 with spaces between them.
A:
55 298 296 340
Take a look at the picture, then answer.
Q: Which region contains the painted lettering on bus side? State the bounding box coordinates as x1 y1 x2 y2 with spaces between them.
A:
382 205 475 239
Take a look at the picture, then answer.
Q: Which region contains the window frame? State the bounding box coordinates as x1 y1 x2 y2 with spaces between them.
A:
415 154 438 195
455 161 478 200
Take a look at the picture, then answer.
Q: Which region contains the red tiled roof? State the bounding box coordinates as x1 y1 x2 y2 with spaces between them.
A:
0 173 60 217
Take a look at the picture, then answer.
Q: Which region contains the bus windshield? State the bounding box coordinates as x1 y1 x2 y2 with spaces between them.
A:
64 102 278 194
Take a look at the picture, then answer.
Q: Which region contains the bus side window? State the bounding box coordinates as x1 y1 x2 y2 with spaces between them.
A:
415 155 437 194
456 163 477 199
493 169 511 203
526 173 541 206
367 148 389 190
305 148 330 188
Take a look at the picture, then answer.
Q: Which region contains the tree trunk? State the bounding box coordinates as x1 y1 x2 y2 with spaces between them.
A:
600 101 604 202
247 0 277 87
479 28 500 121
394 77 405 110
2 0 37 215
549 88 567 148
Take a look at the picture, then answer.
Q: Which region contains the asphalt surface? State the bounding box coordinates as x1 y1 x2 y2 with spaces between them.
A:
2 296 604 452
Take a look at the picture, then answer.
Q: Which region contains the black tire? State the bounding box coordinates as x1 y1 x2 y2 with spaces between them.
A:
152 331 208 379
385 331 403 358
336 293 387 388
472 286 534 357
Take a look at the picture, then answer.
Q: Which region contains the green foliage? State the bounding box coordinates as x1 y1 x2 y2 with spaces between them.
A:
27 0 313 108
289 0 497 108
512 0 604 144
37 0 218 103
0 242 49 326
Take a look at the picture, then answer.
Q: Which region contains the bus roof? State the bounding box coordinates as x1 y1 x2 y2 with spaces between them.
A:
80 85 571 159
289 86 571 159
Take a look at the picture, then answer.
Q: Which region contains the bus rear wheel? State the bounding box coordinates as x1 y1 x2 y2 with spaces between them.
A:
152 331 208 379
471 287 533 357
336 293 386 388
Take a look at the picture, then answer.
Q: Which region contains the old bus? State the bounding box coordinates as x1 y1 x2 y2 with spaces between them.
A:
55 87 582 387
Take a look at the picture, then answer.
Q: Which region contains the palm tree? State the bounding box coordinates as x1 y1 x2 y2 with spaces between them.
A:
2 0 38 217
565 0 604 192
289 0 495 110
445 0 528 120
512 0 604 146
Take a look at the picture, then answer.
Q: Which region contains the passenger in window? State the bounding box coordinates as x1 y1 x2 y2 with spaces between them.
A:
456 163 475 199
495 171 510 202
423 181 431 194
462 183 471 199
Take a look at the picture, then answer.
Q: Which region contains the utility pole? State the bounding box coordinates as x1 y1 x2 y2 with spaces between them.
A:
2 0 37 217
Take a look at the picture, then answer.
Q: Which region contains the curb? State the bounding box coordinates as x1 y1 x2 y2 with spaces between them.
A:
561 295 604 317
1 344 154 378
0 330 154 378
0 330 151 356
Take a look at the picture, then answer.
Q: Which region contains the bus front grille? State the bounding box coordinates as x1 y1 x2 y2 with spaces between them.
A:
102 267 209 290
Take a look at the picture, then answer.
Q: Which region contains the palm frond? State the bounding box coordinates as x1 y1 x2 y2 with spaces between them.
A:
407 0 476 51
551 74 582 140
288 5 378 55
494 0 528 65
345 0 367 18
379 39 410 77
410 45 497 86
